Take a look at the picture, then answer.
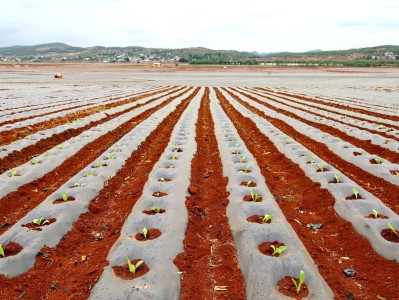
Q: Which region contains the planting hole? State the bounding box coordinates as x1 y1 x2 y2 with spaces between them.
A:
53 196 75 204
152 191 167 197
143 207 166 215
0 242 23 258
158 178 172 182
113 259 150 280
22 218 56 231
277 276 309 299
135 228 161 241
258 241 286 257
381 228 399 243
240 181 257 187
247 214 272 224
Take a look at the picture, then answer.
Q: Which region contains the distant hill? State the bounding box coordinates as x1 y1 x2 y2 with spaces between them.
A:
0 43 398 66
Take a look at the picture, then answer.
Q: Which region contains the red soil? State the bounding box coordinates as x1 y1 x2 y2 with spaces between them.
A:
174 88 246 299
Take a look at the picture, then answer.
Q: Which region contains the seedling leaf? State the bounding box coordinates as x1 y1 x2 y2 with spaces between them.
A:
0 244 4 257
388 223 399 238
262 214 274 224
270 245 286 255
246 181 252 187
334 174 341 183
317 163 324 172
291 270 305 294
62 192 68 201
142 228 148 239
10 170 17 177
353 188 359 199
372 209 378 219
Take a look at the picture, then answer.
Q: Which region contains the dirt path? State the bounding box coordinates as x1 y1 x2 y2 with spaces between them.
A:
174 88 246 300
215 87 399 300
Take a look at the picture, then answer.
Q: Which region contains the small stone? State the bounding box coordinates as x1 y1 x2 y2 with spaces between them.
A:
188 185 198 195
307 223 323 230
343 268 356 277
50 283 57 290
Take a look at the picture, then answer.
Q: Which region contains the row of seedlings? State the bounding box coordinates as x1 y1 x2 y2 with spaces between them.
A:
89 88 204 300
0 86 163 132
0 86 182 159
0 88 197 277
244 87 399 141
209 89 334 299
0 85 156 121
222 89 399 262
226 88 399 185
251 88 399 131
0 87 193 198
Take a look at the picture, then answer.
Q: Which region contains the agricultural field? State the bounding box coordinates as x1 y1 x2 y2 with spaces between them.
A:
0 65 398 299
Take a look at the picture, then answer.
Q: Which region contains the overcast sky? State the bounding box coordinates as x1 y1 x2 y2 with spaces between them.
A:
1 0 398 52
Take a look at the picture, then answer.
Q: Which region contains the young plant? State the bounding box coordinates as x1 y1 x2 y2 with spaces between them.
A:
308 156 315 164
10 170 17 177
0 244 4 257
317 163 324 172
58 144 64 150
375 158 382 164
74 182 86 187
249 188 261 202
234 143 240 147
244 165 251 172
31 159 39 165
85 171 94 177
372 209 378 219
262 214 274 224
388 223 399 238
246 181 252 187
170 155 177 160
292 270 305 294
270 244 286 256
45 152 52 157
32 217 49 226
149 206 164 213
107 154 115 159
62 192 68 201
334 173 341 183
353 188 359 199
125 257 144 274
141 228 148 239
239 155 246 163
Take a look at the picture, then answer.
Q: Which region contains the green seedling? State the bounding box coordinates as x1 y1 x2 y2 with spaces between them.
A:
97 162 103 168
270 245 286 256
149 206 164 213
10 170 17 177
388 223 399 238
32 218 49 226
353 188 359 199
74 183 86 187
239 155 246 163
107 154 115 159
244 165 251 172
262 214 274 224
249 188 261 202
308 156 315 164
125 257 144 274
31 159 39 165
85 171 94 177
62 192 68 201
58 144 64 150
375 158 382 164
372 209 378 219
159 178 165 182
317 163 324 172
246 181 252 187
141 228 148 239
292 270 305 294
0 244 4 257
234 143 240 147
334 174 341 183
26 135 31 140
45 152 52 157
170 156 177 160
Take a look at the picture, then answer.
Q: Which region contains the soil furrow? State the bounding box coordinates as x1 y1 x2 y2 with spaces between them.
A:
244 87 399 142
223 88 399 215
215 87 399 300
0 88 195 235
174 88 246 300
0 88 199 300
257 88 399 124
0 87 186 174
231 88 399 163
0 86 177 146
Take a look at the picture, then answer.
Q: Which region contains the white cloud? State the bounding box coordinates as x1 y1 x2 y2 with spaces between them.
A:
1 0 398 52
